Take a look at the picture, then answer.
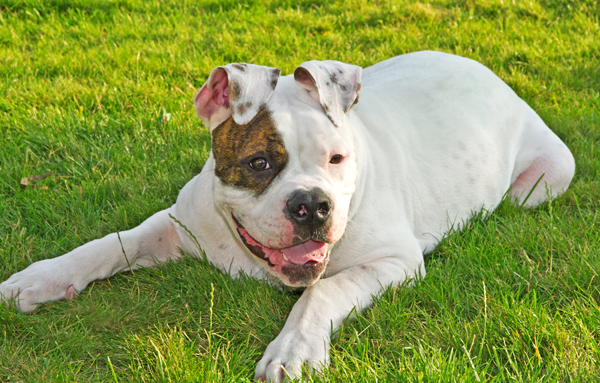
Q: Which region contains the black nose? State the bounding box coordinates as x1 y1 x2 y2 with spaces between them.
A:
285 188 333 229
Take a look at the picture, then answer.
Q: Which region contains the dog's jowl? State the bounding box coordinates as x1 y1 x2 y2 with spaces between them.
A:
0 51 575 382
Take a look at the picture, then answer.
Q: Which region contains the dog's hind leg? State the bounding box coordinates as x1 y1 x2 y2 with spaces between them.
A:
508 107 575 207
0 208 186 312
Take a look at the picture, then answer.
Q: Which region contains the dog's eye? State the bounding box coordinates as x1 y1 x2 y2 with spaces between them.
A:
249 157 270 171
330 154 343 164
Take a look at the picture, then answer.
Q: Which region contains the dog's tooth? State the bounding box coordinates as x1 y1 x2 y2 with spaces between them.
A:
281 252 289 262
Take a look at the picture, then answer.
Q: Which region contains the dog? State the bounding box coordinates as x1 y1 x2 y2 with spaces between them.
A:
0 51 575 382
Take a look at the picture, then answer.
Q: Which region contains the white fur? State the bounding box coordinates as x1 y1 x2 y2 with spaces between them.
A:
0 51 574 382
195 63 280 129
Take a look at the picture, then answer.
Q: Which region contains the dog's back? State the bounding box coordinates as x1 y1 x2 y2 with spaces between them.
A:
349 51 574 253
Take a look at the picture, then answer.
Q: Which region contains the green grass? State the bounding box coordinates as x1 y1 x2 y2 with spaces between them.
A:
1 0 599 381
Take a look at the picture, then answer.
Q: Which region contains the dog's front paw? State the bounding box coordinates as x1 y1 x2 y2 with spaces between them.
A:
0 259 81 312
254 330 329 383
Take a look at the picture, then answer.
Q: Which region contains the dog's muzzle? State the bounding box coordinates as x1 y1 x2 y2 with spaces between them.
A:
284 187 333 244
232 209 332 286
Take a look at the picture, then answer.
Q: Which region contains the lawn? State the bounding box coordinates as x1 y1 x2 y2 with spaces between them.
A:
1 0 599 381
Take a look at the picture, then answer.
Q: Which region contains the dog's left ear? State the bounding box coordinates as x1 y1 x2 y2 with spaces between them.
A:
294 60 362 127
194 63 281 130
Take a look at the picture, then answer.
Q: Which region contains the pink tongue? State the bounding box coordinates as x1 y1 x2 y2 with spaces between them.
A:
281 240 328 265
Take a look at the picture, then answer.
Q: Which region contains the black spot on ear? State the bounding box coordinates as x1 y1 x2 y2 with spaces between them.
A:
330 73 338 84
232 63 247 72
158 237 162 242
340 84 347 91
270 69 280 89
229 80 242 101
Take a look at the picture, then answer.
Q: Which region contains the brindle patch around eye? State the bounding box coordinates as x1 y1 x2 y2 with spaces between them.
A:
211 108 288 194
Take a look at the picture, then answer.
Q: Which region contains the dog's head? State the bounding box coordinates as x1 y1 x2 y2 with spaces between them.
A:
194 61 362 286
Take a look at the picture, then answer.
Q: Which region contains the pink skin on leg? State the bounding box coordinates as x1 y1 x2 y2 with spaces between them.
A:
66 284 78 300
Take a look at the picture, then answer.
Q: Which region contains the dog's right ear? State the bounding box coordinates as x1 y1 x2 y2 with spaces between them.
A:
194 64 281 131
294 60 362 127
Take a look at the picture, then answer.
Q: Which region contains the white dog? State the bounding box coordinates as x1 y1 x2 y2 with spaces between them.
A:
1 51 575 382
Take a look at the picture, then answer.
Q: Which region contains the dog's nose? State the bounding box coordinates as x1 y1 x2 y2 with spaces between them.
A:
286 188 333 228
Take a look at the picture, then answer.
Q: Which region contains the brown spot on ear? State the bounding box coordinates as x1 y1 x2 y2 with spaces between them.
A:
229 80 242 101
212 108 288 194
237 103 246 115
232 63 247 72
236 101 253 116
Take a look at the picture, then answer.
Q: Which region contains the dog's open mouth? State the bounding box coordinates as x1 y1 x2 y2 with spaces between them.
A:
232 215 329 285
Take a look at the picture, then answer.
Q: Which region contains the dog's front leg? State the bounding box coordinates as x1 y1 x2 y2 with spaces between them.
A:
254 253 424 383
0 208 185 312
